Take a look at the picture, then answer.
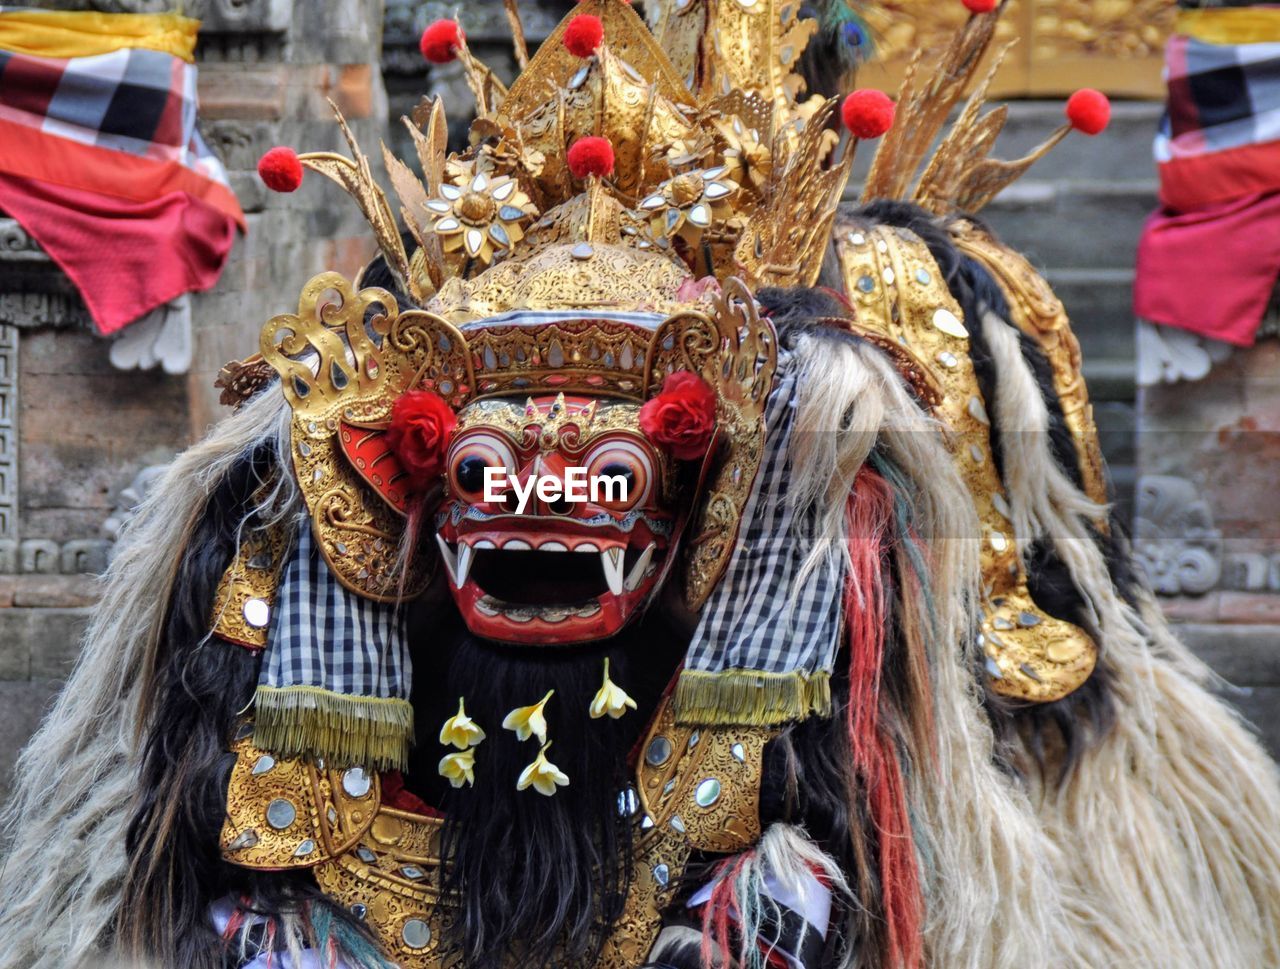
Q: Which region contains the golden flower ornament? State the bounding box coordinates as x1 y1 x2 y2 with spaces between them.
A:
438 748 477 788
517 742 570 796
590 658 637 720
714 117 772 194
640 166 739 246
439 697 486 750
427 171 536 264
502 689 554 744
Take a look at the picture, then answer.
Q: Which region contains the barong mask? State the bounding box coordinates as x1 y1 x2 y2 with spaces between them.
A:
437 392 680 644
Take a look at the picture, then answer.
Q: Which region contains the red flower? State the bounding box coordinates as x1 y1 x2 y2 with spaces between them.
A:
258 146 303 192
420 19 464 64
387 391 457 489
639 371 717 461
962 0 998 13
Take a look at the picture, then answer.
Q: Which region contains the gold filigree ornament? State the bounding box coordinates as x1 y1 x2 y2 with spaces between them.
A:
640 166 740 248
835 221 1097 704
258 273 454 602
224 695 771 968
427 171 536 266
647 278 778 608
210 522 291 649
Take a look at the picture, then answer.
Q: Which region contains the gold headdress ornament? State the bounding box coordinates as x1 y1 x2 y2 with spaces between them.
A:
251 0 892 606
861 2 1113 215
250 0 1108 699
832 1 1114 704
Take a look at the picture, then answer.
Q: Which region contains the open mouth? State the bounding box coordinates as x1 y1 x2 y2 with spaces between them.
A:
435 532 662 642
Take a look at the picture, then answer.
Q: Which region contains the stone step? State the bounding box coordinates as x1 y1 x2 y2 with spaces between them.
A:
980 178 1157 270
1045 268 1136 388
990 100 1162 182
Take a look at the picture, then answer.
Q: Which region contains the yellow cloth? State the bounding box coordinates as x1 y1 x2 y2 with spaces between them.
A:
1177 8 1280 46
0 9 198 63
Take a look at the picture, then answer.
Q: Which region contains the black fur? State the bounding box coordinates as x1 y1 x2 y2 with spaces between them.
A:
421 610 687 969
121 449 375 968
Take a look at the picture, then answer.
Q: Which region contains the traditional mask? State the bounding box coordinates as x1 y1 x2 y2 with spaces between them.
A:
435 393 678 644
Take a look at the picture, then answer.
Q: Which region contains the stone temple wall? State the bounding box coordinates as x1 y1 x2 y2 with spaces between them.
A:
0 0 389 796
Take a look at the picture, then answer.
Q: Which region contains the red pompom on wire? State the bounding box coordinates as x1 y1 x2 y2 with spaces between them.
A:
1066 88 1111 136
258 146 303 193
962 0 998 13
563 14 604 57
420 19 464 64
567 136 615 179
841 89 896 140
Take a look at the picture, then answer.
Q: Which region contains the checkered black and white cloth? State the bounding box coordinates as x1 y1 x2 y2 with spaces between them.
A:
0 42 228 181
259 524 412 704
684 352 843 679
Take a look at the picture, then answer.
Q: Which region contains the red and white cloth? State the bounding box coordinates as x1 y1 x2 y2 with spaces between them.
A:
0 11 243 335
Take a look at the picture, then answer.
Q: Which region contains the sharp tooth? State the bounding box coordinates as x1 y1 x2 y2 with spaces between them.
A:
435 535 459 586
601 547 625 596
456 543 475 586
624 543 657 591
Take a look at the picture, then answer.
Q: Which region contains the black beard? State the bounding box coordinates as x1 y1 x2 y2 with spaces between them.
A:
405 610 686 969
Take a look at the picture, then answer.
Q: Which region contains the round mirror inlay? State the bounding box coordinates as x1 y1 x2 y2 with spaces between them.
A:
402 918 432 950
695 778 722 808
265 798 296 830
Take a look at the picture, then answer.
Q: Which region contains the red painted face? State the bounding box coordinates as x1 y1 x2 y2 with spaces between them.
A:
435 394 677 645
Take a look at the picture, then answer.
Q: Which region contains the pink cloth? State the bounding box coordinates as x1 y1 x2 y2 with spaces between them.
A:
0 171 236 334
1133 191 1280 347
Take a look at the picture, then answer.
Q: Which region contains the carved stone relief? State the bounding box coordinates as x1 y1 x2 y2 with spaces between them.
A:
1133 474 1223 596
0 324 15 542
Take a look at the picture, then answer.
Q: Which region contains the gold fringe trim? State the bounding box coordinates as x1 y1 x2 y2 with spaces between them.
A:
671 670 832 726
253 685 414 772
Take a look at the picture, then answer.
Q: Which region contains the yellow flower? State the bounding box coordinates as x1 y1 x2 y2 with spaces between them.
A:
502 689 554 744
439 697 486 750
589 658 637 720
438 748 476 788
517 742 570 796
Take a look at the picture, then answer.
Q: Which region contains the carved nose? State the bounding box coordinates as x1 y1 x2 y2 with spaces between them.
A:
513 453 576 515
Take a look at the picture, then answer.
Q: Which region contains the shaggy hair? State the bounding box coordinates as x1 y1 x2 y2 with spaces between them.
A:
0 388 296 968
759 307 1065 969
857 202 1280 968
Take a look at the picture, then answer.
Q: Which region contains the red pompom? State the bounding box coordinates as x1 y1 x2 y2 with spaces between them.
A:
257 146 303 193
420 19 464 64
962 0 998 13
387 391 457 490
563 14 604 57
566 136 615 179
1066 88 1111 136
640 371 718 461
841 89 896 140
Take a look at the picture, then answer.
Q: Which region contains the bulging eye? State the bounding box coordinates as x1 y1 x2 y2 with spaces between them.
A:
456 456 487 494
449 433 517 499
585 440 655 511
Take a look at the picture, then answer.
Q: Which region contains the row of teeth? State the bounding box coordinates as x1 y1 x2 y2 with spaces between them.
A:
475 598 603 623
435 536 657 596
466 538 604 552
